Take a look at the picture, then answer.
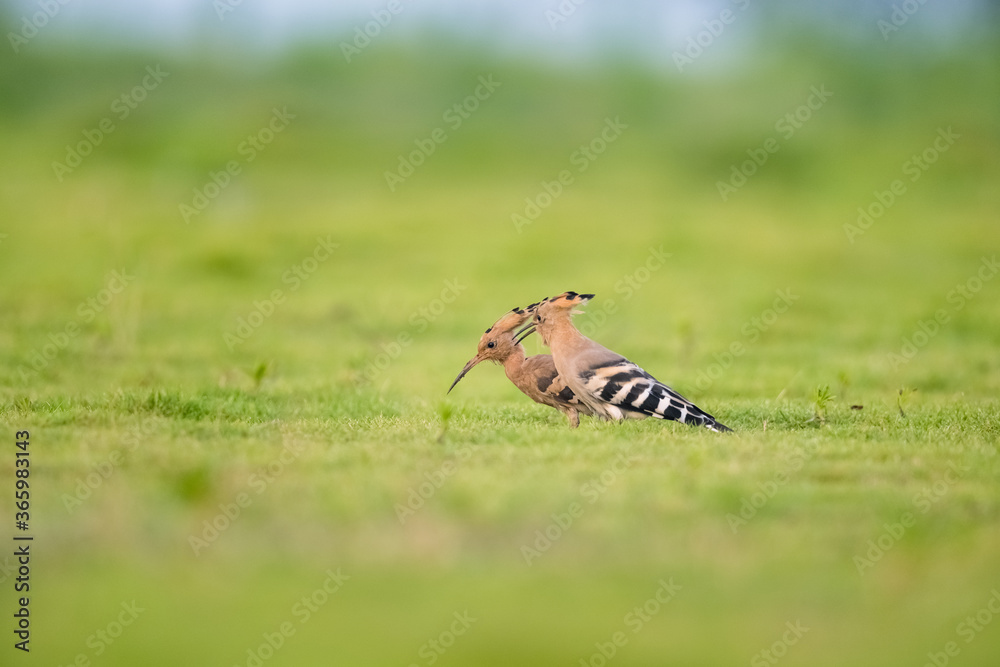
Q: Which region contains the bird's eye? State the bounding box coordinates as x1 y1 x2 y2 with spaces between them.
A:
487 341 496 348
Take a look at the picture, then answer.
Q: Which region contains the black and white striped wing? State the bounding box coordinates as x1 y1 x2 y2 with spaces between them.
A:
578 359 731 432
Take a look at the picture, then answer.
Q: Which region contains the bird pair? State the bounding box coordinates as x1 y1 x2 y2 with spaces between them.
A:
448 291 731 432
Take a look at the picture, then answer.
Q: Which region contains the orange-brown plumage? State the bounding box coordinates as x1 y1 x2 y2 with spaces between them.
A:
448 305 594 427
527 291 731 432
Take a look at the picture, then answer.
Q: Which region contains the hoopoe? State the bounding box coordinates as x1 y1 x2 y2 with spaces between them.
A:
520 292 732 432
448 305 595 428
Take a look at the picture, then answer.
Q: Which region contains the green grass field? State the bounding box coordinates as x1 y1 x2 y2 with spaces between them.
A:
1 33 999 666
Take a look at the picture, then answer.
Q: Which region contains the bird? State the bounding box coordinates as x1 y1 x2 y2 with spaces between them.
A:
519 291 731 432
448 305 596 428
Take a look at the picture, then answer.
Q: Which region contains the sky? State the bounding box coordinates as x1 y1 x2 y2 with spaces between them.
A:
1 0 988 63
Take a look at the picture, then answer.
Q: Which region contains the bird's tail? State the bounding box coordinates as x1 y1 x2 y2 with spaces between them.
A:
699 416 732 433
642 384 732 433
652 384 731 433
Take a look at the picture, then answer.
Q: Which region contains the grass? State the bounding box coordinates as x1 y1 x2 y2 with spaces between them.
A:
1 34 999 666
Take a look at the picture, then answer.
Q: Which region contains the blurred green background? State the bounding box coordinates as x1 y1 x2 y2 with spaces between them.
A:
0 1 998 665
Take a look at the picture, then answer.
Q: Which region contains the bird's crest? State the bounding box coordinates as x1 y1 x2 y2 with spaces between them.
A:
541 291 594 313
485 307 531 334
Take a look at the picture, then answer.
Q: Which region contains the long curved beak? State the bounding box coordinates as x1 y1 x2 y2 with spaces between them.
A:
447 355 484 393
514 324 536 345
